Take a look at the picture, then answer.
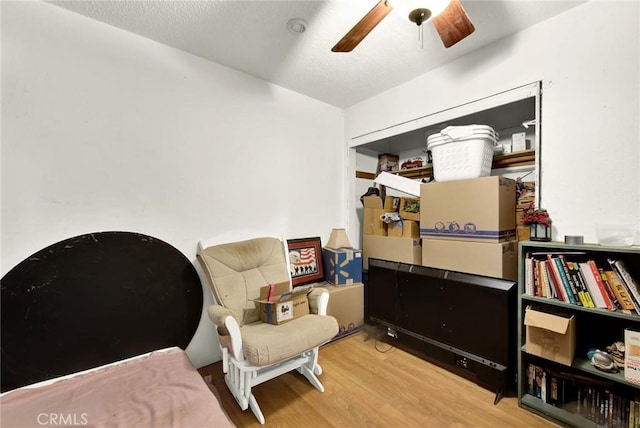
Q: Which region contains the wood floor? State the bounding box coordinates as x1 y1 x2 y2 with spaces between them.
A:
199 331 559 427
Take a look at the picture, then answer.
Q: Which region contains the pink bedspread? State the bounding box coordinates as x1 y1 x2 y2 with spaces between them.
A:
0 348 234 428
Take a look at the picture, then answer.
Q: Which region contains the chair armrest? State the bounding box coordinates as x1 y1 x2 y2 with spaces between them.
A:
207 304 236 331
207 304 244 362
308 288 330 316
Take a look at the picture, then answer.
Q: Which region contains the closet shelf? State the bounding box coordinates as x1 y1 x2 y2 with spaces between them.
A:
355 149 535 180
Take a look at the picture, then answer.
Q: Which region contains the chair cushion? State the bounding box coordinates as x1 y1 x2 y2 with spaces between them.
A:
197 237 291 326
241 314 339 366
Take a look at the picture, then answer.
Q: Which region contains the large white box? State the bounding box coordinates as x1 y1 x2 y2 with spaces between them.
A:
374 171 420 197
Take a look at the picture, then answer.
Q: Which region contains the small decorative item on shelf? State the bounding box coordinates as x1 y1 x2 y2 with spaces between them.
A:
521 205 552 241
587 349 619 373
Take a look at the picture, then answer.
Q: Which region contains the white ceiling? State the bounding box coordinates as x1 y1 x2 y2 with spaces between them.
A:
48 0 586 109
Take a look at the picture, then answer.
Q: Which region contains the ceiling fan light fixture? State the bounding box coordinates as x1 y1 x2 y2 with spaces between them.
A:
393 0 452 24
408 8 431 26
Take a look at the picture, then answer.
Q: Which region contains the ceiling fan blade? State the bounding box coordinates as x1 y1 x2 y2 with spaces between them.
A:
331 0 393 53
432 0 475 48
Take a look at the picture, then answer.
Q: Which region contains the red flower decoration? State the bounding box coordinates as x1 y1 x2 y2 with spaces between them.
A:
521 205 551 227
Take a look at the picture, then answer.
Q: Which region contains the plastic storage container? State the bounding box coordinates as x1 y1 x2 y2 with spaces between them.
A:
426 125 498 182
595 224 637 247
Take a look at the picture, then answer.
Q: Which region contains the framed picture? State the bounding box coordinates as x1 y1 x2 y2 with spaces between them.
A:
287 237 324 286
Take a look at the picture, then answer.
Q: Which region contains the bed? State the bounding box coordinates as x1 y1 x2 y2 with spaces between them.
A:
0 347 234 427
0 232 235 427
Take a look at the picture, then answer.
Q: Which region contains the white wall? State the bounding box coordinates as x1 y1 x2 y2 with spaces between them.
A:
1 1 345 368
346 1 640 244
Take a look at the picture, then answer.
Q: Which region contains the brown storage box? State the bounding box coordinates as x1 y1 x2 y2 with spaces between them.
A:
387 221 403 238
399 197 420 221
255 282 309 325
384 196 400 212
362 235 422 269
383 220 420 239
420 176 516 242
377 153 399 173
524 306 576 366
402 220 420 238
363 196 386 236
386 220 420 238
322 283 364 336
421 239 518 280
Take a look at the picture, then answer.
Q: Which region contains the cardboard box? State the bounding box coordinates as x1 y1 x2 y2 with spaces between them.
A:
387 220 419 238
255 282 309 325
402 220 420 238
421 239 518 280
384 196 400 212
420 176 516 242
322 283 364 336
399 197 420 221
387 221 404 238
363 196 386 236
624 329 640 384
377 153 399 173
323 247 363 286
524 306 576 366
362 235 421 269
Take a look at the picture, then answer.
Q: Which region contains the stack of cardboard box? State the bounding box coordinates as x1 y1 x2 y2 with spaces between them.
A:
516 181 536 240
319 229 364 338
419 176 519 280
362 195 422 269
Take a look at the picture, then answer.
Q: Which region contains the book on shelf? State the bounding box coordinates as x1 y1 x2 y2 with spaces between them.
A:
540 260 555 299
599 268 623 311
543 259 566 301
527 363 535 395
605 269 638 313
548 255 578 305
533 260 549 297
566 261 595 308
554 254 585 306
533 259 543 297
525 361 636 427
579 261 613 310
525 256 534 296
587 260 615 310
523 251 640 316
609 259 640 311
524 257 554 299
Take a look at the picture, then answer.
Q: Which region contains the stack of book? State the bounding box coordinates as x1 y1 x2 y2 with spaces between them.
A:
527 362 640 427
524 252 640 314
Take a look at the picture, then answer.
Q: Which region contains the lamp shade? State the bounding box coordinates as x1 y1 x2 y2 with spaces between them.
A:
326 228 352 249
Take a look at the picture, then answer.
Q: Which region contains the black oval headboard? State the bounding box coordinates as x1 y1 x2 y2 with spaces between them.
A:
1 231 203 392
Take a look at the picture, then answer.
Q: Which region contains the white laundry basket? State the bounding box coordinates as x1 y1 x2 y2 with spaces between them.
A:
426 125 499 182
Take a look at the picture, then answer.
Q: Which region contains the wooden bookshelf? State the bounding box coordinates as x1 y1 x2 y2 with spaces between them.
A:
517 241 640 427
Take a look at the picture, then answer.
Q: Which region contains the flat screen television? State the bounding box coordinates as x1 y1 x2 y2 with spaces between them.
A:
367 258 518 397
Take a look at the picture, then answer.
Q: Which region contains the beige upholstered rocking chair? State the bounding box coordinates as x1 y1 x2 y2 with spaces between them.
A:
197 236 338 424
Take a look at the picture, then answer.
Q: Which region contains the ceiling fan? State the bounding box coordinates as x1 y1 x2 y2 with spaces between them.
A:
331 0 475 52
